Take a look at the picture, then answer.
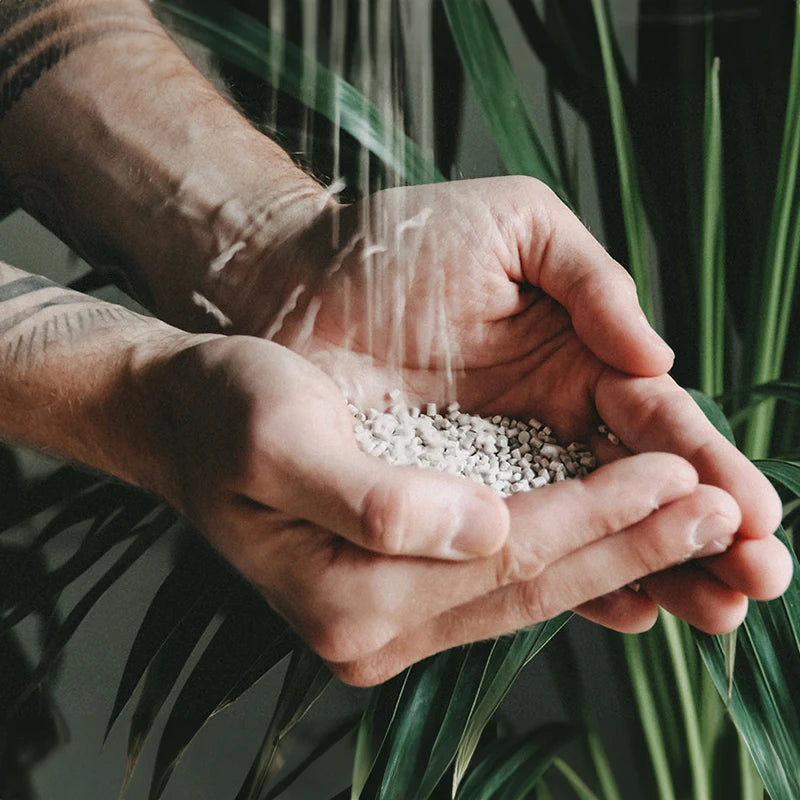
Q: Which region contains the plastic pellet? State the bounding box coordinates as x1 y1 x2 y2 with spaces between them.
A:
346 397 619 498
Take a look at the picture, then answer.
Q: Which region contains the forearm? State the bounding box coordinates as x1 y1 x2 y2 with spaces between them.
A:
0 0 327 330
0 260 192 496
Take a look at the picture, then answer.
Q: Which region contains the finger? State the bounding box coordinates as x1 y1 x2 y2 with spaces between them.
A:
516 180 674 376
327 485 740 685
273 402 694 562
247 386 511 560
296 451 512 560
700 535 794 601
595 371 784 540
640 565 748 634
575 587 659 633
271 452 699 664
499 452 698 574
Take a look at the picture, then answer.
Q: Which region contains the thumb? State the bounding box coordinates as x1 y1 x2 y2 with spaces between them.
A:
355 461 510 559
529 195 674 376
283 448 510 560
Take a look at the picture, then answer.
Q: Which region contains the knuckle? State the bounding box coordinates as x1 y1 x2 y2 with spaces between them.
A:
306 613 392 666
234 425 275 489
631 526 681 575
494 543 546 587
360 481 409 555
330 655 400 688
616 266 638 293
516 579 553 625
515 174 554 201
693 484 740 523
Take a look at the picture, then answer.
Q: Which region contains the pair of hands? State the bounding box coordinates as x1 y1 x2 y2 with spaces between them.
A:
149 177 791 687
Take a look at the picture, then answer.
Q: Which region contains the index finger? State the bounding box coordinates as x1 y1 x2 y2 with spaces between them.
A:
595 370 782 539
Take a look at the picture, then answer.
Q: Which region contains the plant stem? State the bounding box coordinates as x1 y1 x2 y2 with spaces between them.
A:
661 612 710 800
744 1 800 457
738 734 763 800
590 0 654 323
700 56 724 398
552 758 601 800
585 725 623 800
622 635 676 800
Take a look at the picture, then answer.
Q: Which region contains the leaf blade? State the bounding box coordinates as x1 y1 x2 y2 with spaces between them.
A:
146 592 295 800
235 644 332 800
442 0 566 199
455 722 576 800
153 0 440 186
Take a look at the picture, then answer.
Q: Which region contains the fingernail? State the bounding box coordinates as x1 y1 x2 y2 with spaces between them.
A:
695 537 733 558
693 513 737 556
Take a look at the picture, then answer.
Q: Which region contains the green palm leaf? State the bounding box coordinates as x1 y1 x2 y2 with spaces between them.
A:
589 0 654 322
699 53 725 398
351 667 410 798
11 508 174 714
452 616 570 790
0 465 96 536
743 380 800 407
354 649 463 800
235 644 332 800
745 0 800 458
153 0 441 187
352 615 569 799
2 493 162 633
262 714 359 800
442 0 566 199
755 459 800 498
695 524 800 800
105 540 229 742
455 722 576 800
121 568 231 794
689 392 800 798
146 591 295 800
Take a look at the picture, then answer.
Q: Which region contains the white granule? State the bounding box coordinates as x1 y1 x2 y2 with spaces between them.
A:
349 399 599 497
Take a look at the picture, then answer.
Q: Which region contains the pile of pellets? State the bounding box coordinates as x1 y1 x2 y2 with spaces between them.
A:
348 393 601 497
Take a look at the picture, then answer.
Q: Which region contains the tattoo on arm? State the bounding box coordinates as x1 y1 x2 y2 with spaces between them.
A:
0 0 157 121
0 271 141 367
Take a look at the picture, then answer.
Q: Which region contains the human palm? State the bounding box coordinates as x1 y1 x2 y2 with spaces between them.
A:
260 178 628 440
169 177 790 683
237 177 790 628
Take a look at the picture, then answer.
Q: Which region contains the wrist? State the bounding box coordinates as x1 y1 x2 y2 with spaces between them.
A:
188 184 340 336
0 0 331 331
124 330 226 512
0 300 186 497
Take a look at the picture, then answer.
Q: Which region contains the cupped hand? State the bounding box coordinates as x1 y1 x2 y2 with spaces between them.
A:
219 176 791 635
149 334 750 685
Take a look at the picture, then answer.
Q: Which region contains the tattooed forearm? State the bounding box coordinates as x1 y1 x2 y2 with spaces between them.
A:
0 260 182 495
0 268 142 368
0 0 156 121
2 305 136 366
